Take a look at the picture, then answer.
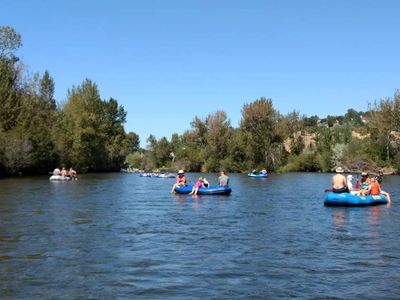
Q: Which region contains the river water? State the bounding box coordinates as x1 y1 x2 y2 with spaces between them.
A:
0 172 399 299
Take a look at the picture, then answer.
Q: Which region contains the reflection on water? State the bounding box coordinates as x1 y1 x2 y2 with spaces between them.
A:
0 172 399 299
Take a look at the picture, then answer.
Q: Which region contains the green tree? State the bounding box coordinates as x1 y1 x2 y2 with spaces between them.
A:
0 57 21 131
0 26 22 59
204 110 232 171
343 108 363 127
39 70 56 110
0 26 23 132
367 98 394 162
1 128 33 174
190 116 207 147
125 132 140 153
180 129 204 171
224 128 248 171
315 127 334 170
17 71 58 172
304 115 319 128
155 137 172 168
125 151 143 169
56 79 106 171
240 97 280 170
100 98 129 169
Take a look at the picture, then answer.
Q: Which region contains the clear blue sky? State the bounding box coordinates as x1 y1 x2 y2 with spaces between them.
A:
2 0 399 146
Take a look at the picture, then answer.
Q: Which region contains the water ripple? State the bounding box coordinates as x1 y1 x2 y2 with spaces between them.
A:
0 172 399 298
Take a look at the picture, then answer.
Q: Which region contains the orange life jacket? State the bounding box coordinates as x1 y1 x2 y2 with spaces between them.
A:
369 182 380 195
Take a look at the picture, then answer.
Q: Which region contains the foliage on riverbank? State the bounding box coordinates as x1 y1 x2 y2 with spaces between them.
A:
127 91 400 174
0 27 139 175
1 26 399 176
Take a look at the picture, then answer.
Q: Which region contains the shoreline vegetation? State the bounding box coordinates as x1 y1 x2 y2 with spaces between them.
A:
1 26 400 177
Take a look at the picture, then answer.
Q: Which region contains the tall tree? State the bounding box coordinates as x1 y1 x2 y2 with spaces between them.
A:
0 57 21 131
0 26 22 59
0 26 23 132
125 132 140 153
56 79 105 171
17 71 58 172
367 98 395 161
39 70 56 110
204 110 232 171
240 97 279 169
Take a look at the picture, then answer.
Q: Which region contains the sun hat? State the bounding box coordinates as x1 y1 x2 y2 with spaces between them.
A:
178 169 184 174
361 171 368 176
335 167 344 173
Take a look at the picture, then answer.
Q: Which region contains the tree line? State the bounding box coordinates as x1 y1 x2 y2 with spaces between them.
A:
0 26 139 175
1 26 400 176
126 93 400 174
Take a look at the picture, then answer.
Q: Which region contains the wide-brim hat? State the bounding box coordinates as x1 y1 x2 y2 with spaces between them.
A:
335 167 344 173
361 172 368 176
178 169 184 174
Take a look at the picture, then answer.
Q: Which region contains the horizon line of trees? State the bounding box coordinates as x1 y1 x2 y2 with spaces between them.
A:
127 91 400 174
2 26 400 176
0 26 139 176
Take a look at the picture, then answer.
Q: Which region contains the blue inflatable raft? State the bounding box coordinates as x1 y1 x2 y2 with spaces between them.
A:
324 192 388 206
175 185 232 195
247 172 268 178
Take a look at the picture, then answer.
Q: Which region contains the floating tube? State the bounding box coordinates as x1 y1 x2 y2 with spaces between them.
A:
154 173 175 178
175 185 232 195
324 192 388 206
49 175 72 181
140 173 175 178
139 173 152 177
247 172 268 178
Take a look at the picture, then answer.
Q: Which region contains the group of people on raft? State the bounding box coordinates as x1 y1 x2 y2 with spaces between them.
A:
250 169 267 175
331 167 391 203
53 167 77 180
171 169 230 196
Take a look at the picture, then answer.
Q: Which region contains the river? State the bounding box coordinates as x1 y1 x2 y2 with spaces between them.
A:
0 172 399 299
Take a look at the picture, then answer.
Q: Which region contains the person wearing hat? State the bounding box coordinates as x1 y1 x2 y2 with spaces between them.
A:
171 169 187 193
346 174 360 195
358 171 372 196
332 167 349 193
360 172 371 188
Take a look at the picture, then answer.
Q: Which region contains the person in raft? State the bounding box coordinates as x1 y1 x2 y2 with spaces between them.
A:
359 172 372 196
189 176 206 196
332 167 349 193
369 176 392 203
346 174 357 194
68 167 77 180
218 170 229 186
171 169 187 193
